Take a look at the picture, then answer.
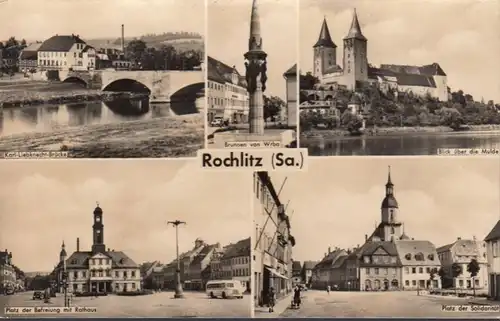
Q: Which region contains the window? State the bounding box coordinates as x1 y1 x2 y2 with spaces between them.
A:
73 284 77 291
412 267 416 274
391 227 395 234
383 268 388 275
99 259 102 265
404 267 409 274
115 271 119 277
132 283 136 289
366 268 370 275
131 271 136 277
124 271 128 278
426 267 430 273
427 254 435 261
73 272 78 279
414 253 425 261
82 272 86 278
419 267 423 273
459 280 464 287
405 253 412 260
412 280 416 286
374 268 379 275
405 280 410 286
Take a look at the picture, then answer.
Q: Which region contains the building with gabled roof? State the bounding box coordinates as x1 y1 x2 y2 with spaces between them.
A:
51 204 141 294
220 238 251 291
310 9 448 101
37 34 97 72
484 220 500 300
187 242 221 290
437 237 488 290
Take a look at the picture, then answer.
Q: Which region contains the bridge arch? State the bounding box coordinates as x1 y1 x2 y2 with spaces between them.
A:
63 76 88 87
169 82 205 115
102 78 152 94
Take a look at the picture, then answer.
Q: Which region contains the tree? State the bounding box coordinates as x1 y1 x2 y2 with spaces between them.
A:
125 39 148 65
451 262 463 292
300 72 319 90
264 95 285 121
467 259 480 297
428 268 438 289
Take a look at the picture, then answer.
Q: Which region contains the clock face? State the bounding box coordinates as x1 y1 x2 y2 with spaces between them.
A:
97 230 101 234
96 217 101 222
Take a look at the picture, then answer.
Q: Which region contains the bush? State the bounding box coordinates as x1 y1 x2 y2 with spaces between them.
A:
74 292 108 297
116 290 153 296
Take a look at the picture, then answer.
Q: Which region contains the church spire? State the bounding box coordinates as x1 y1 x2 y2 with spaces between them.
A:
314 17 336 48
344 8 367 41
248 0 263 51
386 166 393 188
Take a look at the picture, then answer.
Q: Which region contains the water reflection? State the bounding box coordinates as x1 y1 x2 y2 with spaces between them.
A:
0 98 185 137
302 133 500 156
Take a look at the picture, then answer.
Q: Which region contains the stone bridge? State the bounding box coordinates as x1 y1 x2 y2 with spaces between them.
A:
60 70 205 103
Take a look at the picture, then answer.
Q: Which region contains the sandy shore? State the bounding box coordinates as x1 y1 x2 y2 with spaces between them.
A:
301 124 500 138
0 114 204 158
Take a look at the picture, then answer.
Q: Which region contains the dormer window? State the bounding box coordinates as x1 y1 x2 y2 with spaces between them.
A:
364 256 370 263
405 253 412 260
414 252 425 261
427 254 435 261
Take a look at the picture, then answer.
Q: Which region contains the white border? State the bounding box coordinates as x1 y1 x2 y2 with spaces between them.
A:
295 0 301 149
203 0 209 150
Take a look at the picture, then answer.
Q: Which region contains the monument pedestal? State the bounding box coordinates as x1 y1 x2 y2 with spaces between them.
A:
213 129 296 149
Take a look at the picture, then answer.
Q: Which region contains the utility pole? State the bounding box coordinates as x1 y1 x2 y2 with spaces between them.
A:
167 220 186 299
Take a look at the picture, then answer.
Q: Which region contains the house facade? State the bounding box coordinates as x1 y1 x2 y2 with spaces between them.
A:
485 220 500 300
19 43 41 72
221 238 251 291
283 64 297 127
38 35 96 72
0 250 16 293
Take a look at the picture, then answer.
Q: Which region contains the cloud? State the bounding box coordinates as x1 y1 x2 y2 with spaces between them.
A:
300 0 500 101
266 158 499 262
208 0 297 100
0 160 251 272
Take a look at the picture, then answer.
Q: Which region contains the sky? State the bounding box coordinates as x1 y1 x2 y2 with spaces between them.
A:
300 0 500 102
208 0 298 100
0 160 252 272
0 0 205 41
268 157 500 263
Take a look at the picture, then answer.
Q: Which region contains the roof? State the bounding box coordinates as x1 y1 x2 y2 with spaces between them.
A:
38 35 86 52
394 240 441 266
437 239 484 257
396 74 436 88
191 244 218 265
284 64 297 77
256 172 282 207
485 220 500 242
19 43 41 60
370 222 403 242
357 241 400 267
380 63 446 77
314 249 347 269
302 261 318 270
222 238 250 259
381 195 399 208
292 261 302 271
64 250 139 269
344 10 367 41
207 56 246 87
324 64 343 74
314 18 336 48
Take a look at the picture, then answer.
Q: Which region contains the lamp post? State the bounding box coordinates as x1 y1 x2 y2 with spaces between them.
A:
63 260 69 307
167 220 186 299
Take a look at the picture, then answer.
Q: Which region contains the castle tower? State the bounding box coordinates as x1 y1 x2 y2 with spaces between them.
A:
380 166 403 241
244 0 267 135
92 203 106 254
313 17 337 79
342 9 368 91
59 241 67 262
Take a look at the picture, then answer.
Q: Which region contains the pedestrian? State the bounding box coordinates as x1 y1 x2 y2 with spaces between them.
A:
326 285 331 294
293 285 301 307
268 287 276 313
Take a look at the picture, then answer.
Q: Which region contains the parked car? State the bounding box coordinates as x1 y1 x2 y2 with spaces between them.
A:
210 117 224 127
33 291 44 300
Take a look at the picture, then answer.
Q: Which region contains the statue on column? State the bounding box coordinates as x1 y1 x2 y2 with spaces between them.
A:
245 58 268 94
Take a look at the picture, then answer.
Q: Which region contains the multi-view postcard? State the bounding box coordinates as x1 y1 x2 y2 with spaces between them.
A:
298 0 500 156
206 0 298 149
253 158 500 318
0 0 205 158
0 160 252 317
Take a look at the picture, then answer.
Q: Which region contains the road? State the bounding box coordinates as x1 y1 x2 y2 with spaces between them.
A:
280 290 499 318
0 290 251 318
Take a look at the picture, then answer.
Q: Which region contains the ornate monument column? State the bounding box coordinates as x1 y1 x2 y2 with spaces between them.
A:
245 0 267 135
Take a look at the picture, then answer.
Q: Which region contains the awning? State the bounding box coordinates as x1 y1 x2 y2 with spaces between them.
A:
266 267 289 280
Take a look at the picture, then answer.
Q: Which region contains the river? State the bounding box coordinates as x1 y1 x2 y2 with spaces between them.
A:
301 132 500 156
0 96 204 137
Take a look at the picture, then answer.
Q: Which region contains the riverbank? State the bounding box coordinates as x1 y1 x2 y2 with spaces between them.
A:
0 84 148 108
301 124 500 139
0 114 204 158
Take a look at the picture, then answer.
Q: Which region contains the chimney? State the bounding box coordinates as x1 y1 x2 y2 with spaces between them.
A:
457 237 461 241
365 234 368 241
76 238 80 252
473 236 477 241
328 246 331 254
324 252 327 258
121 24 125 52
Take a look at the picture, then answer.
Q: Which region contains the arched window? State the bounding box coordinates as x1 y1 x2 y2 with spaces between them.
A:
415 252 425 261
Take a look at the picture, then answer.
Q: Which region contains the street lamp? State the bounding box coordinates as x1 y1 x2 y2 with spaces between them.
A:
167 220 186 299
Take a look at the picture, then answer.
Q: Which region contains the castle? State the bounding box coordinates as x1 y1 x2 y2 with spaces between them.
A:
312 9 448 102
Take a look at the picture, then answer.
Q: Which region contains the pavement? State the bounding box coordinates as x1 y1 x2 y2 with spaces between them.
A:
278 290 500 318
254 293 293 318
0 290 251 318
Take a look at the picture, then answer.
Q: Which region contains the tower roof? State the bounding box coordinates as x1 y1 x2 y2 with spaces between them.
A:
344 9 367 41
60 241 67 257
381 195 399 209
386 166 393 187
248 0 263 52
94 202 102 215
314 18 336 48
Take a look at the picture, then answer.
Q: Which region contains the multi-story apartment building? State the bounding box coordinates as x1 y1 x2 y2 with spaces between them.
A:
207 56 249 124
221 238 251 292
163 239 206 290
253 172 295 306
37 34 96 72
188 243 220 290
301 261 317 287
437 237 488 289
0 250 16 293
18 43 41 72
51 205 141 293
209 246 227 281
485 220 500 300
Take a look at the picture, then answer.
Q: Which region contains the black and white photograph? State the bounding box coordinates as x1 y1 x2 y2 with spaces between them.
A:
0 160 252 317
0 0 205 158
298 0 500 156
252 158 500 318
207 0 298 149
